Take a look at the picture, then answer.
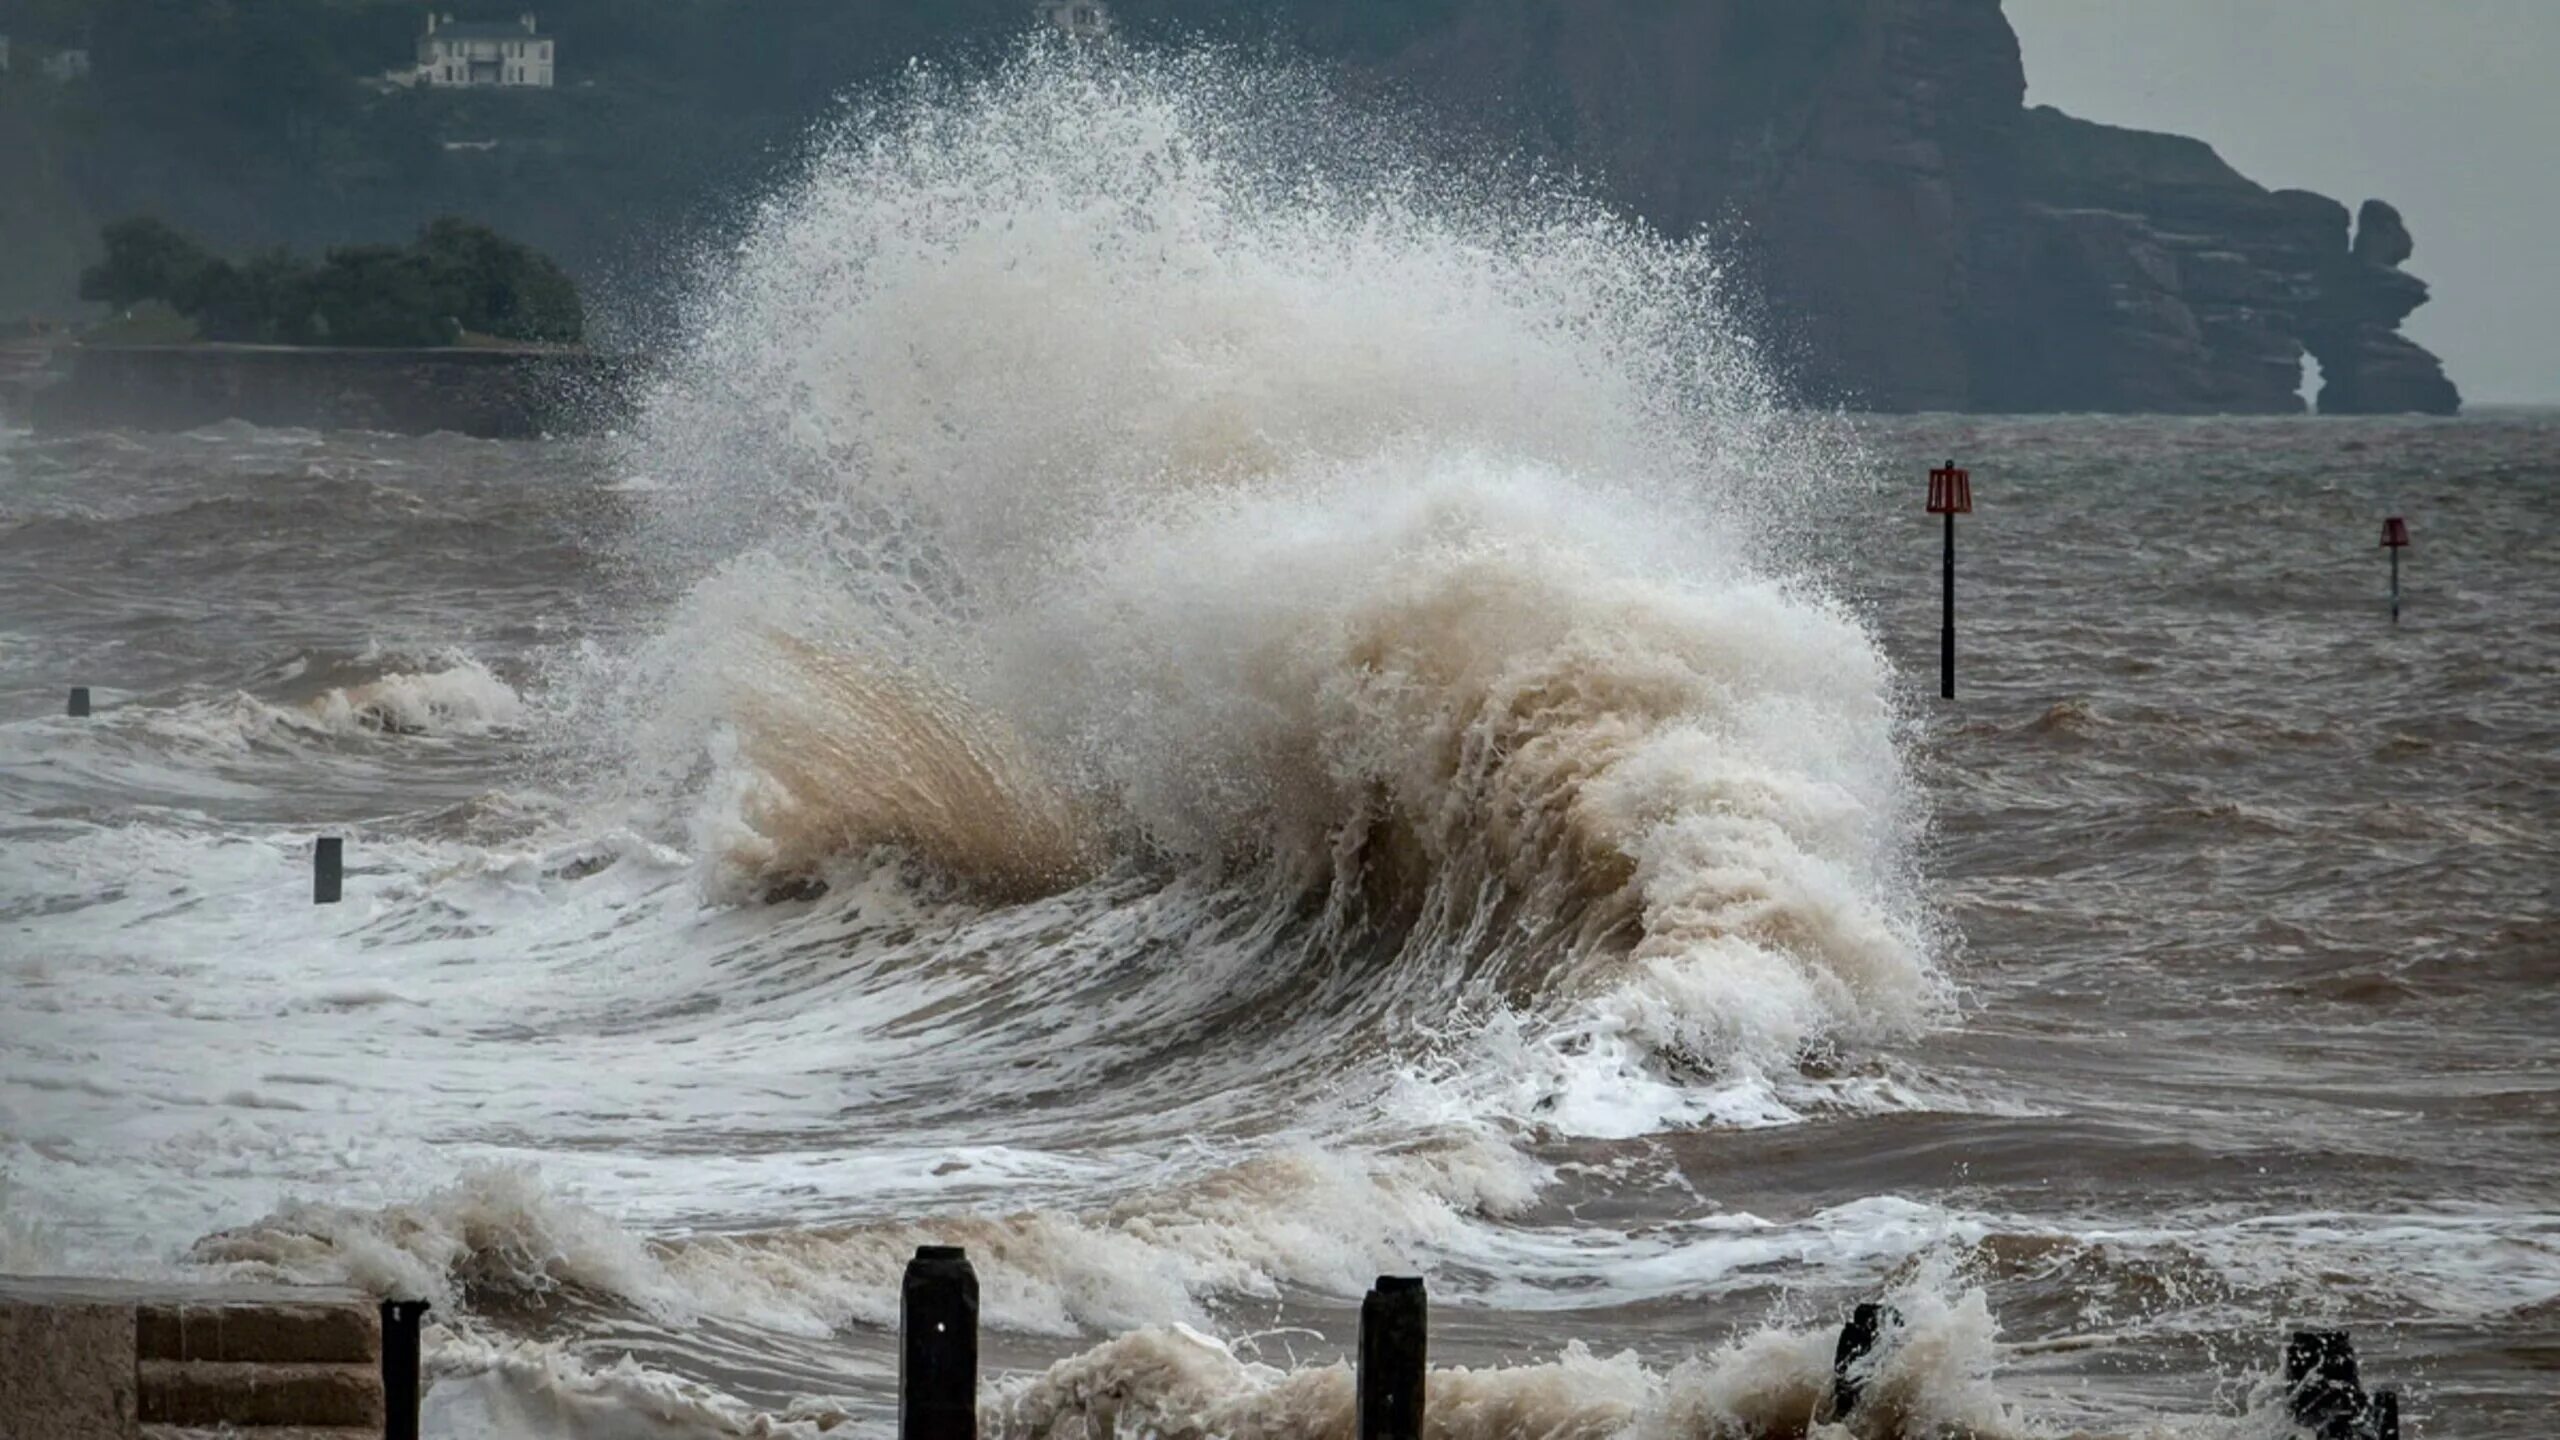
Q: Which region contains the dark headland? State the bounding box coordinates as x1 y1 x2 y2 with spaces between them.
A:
1327 1 2460 415
0 0 2460 417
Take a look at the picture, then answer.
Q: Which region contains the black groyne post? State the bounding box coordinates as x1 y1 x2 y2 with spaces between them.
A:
1826 1300 1895 1421
314 836 344 905
67 686 90 717
2286 1328 2367 1440
901 1244 979 1440
1358 1275 1427 1440
2370 1386 2401 1440
381 1298 429 1440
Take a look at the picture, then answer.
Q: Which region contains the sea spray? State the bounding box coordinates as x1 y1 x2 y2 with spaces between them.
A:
595 42 1938 1101
223 37 1991 1432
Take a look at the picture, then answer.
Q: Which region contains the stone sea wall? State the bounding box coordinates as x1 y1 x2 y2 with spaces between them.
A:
26 344 642 438
0 1276 393 1439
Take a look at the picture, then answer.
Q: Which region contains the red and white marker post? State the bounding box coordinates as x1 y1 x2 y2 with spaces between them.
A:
2380 515 2410 624
1927 460 1973 698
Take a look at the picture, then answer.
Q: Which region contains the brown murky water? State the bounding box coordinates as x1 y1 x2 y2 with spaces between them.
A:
6 412 2551 1437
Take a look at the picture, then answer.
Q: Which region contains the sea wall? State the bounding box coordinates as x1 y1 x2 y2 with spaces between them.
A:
0 1276 393 1438
27 343 641 438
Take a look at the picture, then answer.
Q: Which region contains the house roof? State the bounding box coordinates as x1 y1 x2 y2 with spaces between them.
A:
430 22 543 41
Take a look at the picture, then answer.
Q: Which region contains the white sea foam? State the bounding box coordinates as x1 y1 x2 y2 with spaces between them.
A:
405 1266 2041 1440
305 656 529 737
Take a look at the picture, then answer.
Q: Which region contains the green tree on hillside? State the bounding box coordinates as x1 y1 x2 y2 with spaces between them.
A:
307 244 451 346
77 217 217 311
417 217 584 343
71 215 584 346
186 249 324 343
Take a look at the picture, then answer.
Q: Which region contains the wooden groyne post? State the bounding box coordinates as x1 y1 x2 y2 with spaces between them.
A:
901 1244 980 1440
315 836 344 905
1358 1275 1427 1440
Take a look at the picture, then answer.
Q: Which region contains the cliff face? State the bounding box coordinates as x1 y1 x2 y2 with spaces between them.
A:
1348 0 2459 414
11 0 2459 414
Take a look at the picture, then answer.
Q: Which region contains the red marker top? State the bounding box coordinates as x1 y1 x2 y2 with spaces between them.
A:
1927 461 1972 515
2380 516 2410 548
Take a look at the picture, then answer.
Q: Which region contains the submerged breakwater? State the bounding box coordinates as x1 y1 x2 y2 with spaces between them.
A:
2 44 2555 1440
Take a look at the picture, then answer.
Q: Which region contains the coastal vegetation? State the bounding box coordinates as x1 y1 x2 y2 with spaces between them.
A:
77 216 583 347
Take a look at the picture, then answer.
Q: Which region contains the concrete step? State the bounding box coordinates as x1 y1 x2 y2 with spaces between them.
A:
136 1359 385 1430
143 1429 380 1440
139 1296 380 1365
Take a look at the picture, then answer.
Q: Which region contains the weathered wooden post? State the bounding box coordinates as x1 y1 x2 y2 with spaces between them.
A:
67 686 90 717
2369 1386 2401 1440
1927 461 1973 698
381 1298 429 1440
1357 1275 1427 1440
1825 1300 1895 1421
314 837 344 905
901 1245 978 1440
2285 1328 2367 1440
2380 516 2410 623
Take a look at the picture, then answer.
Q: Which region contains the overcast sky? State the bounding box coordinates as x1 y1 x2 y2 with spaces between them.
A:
2007 0 2559 405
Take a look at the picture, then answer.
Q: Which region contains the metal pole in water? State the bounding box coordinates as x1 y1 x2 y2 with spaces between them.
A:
314 837 343 905
2381 516 2410 624
900 1245 978 1440
381 1299 429 1440
1927 461 1973 699
1357 1275 1427 1440
67 686 90 717
1942 508 1956 697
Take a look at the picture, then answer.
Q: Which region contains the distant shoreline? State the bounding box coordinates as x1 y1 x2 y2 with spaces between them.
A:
19 342 643 439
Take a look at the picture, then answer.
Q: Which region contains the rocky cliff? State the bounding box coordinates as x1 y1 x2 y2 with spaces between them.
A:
7 0 2458 414
1336 0 2459 414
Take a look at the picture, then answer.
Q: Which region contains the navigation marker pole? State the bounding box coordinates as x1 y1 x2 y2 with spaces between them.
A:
2380 515 2409 623
1927 461 1973 698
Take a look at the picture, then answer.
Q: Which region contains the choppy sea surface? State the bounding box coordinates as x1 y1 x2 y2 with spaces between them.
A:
4 50 2555 1440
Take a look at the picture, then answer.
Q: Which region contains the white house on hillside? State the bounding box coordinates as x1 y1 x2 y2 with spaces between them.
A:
1034 1 1113 40
417 13 554 88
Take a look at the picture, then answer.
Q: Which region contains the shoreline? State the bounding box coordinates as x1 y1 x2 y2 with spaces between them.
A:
16 343 645 439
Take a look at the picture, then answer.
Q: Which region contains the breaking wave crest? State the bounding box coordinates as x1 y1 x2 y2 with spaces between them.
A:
197 1173 2044 1440
190 1152 1540 1339
197 1165 2539 1438
593 43 1935 1099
